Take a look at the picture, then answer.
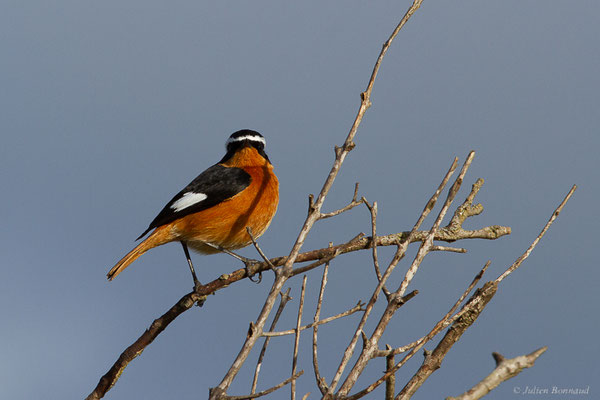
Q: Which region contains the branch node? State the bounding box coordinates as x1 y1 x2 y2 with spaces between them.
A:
391 290 419 307
308 194 316 213
360 91 372 108
492 352 505 366
356 300 366 311
247 322 256 339
334 145 342 158
360 330 369 350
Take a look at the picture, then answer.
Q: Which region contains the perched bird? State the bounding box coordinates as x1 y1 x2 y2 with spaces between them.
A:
107 129 279 285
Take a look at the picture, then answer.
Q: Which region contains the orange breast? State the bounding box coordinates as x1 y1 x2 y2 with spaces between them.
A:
171 149 279 253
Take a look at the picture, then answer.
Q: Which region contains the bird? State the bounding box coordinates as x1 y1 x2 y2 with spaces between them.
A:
107 129 279 286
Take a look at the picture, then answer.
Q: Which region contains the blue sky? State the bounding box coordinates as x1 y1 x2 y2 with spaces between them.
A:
1 1 598 399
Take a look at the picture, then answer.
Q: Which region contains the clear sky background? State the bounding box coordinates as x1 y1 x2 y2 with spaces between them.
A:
1 1 598 399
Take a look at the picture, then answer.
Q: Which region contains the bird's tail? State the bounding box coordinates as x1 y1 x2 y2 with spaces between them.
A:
107 226 172 281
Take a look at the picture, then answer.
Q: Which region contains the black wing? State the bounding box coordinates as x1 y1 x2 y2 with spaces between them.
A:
137 164 251 239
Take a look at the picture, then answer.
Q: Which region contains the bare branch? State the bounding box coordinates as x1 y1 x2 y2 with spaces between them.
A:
364 200 391 298
346 262 492 400
385 346 396 400
290 245 344 277
319 183 363 219
223 371 304 400
251 288 292 394
336 152 476 397
374 261 490 359
328 156 459 396
362 0 424 101
410 158 460 237
262 303 365 337
85 291 205 400
313 261 330 395
397 151 476 298
496 184 577 282
206 217 508 292
431 245 467 253
291 277 307 400
446 347 548 400
395 264 493 400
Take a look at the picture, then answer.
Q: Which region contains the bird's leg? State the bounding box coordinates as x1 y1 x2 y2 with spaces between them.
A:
202 242 252 263
202 241 261 283
181 241 202 290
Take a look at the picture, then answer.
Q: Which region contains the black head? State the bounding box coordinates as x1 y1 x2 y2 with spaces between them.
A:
220 129 270 163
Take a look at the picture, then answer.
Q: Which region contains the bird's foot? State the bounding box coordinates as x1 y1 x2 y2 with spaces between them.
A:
192 280 207 306
244 260 262 284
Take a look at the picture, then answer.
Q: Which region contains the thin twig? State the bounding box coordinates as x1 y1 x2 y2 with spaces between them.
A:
290 252 340 277
364 200 391 298
409 157 459 238
262 303 365 337
319 183 363 219
448 184 573 327
291 277 307 400
496 185 577 283
313 261 330 395
223 371 304 400
431 245 467 253
251 288 292 394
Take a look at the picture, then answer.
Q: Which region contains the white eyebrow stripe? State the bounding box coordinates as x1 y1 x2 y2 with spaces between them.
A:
170 192 208 212
226 135 266 146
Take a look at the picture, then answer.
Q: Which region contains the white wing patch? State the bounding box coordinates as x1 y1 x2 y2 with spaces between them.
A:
170 192 208 212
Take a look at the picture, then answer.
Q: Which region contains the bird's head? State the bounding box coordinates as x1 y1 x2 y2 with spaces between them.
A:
221 129 270 164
